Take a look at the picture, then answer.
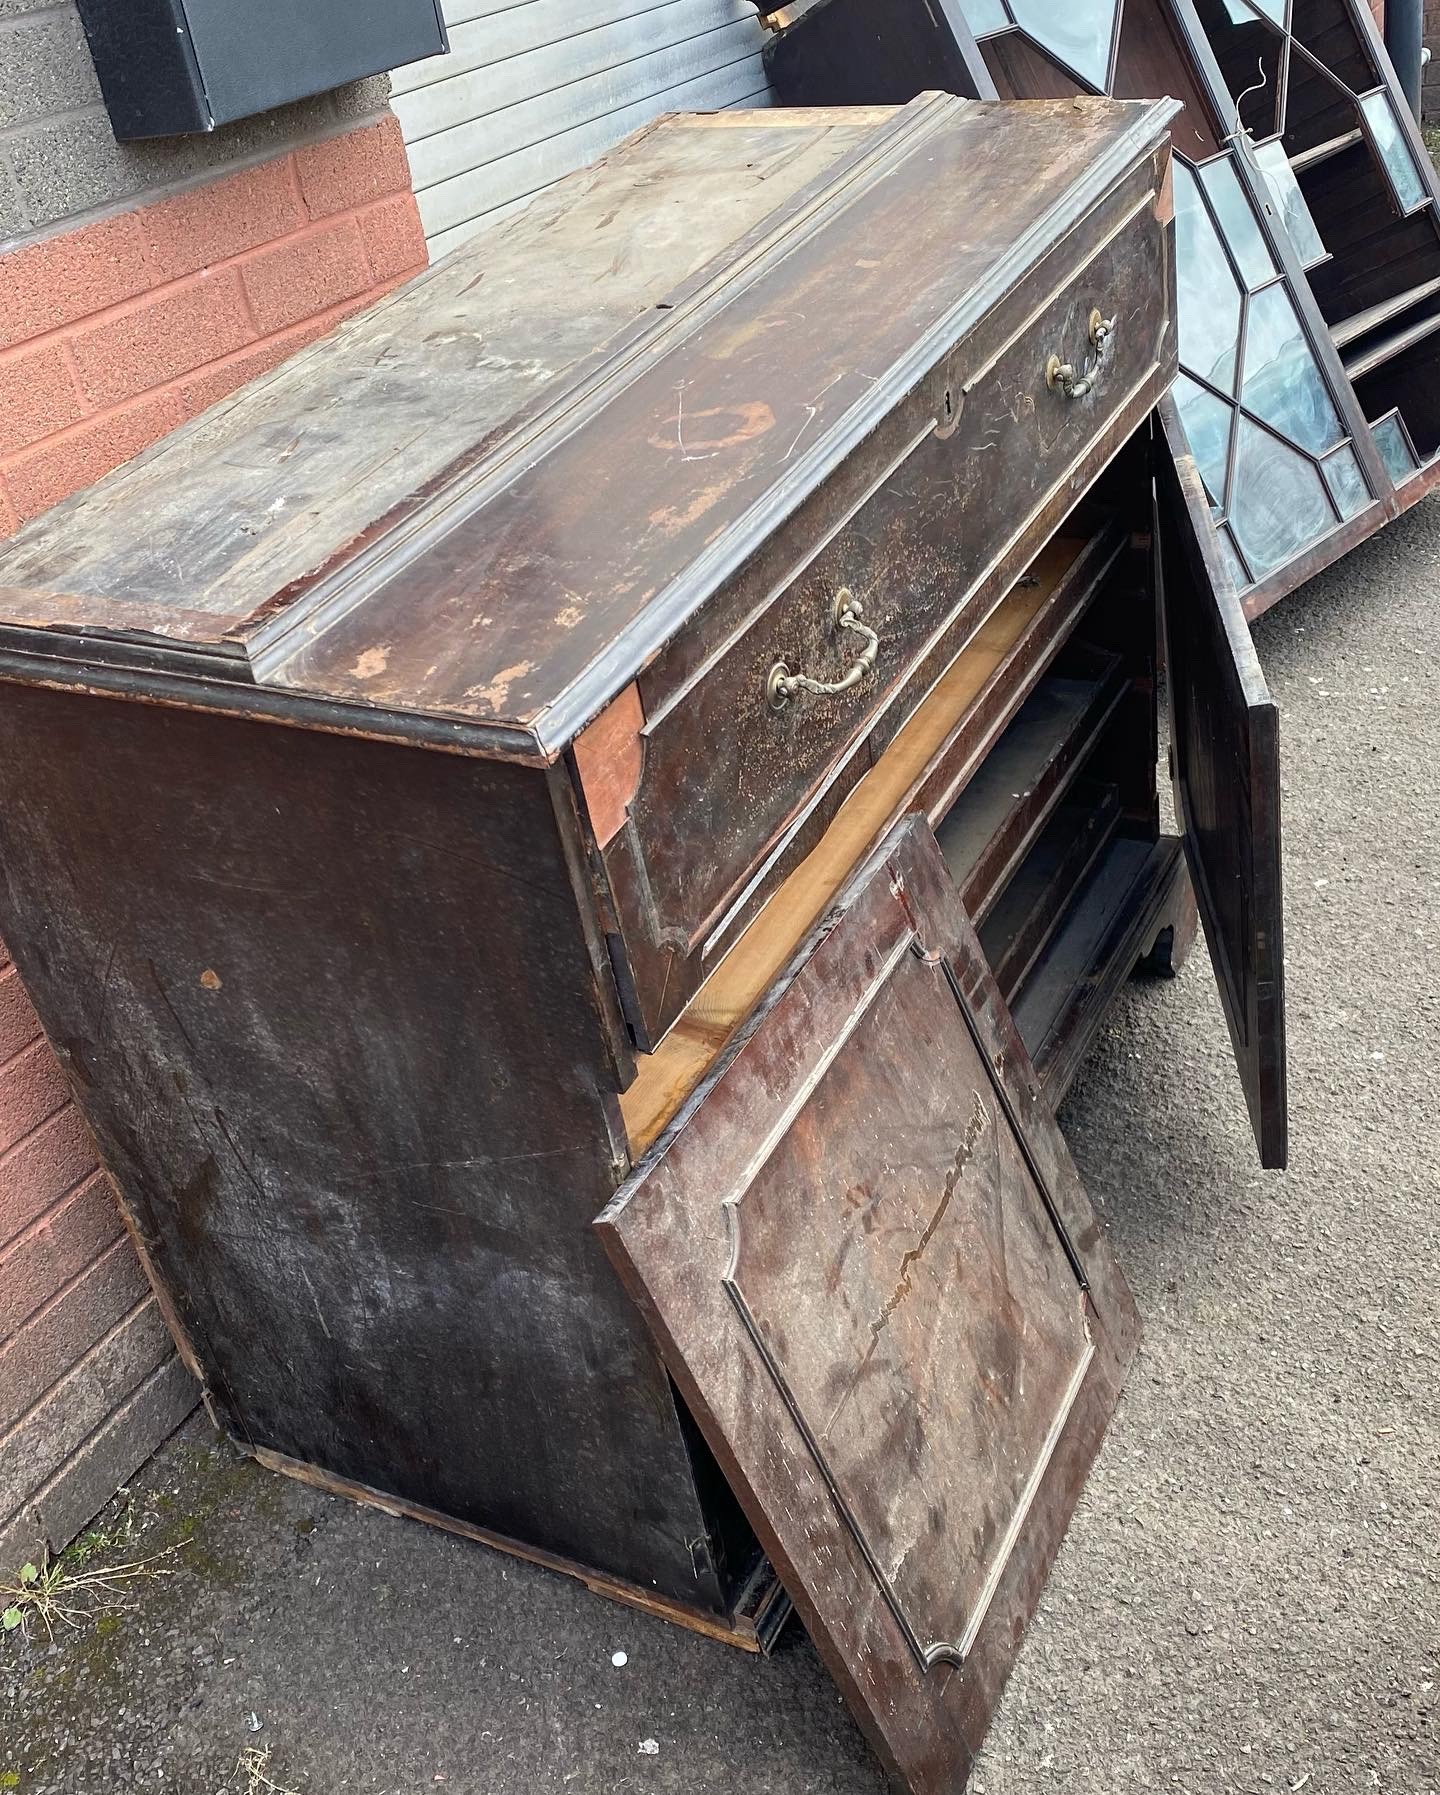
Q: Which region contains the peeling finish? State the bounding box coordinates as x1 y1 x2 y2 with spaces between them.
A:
466 659 536 716
348 646 390 680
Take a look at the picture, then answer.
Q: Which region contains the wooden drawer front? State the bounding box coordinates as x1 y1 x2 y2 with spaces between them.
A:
945 182 1172 585
585 176 1172 1051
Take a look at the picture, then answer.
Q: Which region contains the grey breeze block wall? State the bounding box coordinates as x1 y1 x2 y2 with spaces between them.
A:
0 0 396 243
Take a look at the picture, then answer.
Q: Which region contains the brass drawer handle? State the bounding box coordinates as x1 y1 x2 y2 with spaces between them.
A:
767 588 880 710
1046 308 1116 401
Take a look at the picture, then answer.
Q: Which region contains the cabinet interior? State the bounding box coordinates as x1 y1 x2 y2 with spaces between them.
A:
620 472 1157 1158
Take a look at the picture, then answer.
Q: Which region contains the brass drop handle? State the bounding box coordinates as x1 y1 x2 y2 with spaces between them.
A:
767 588 880 710
1046 308 1116 400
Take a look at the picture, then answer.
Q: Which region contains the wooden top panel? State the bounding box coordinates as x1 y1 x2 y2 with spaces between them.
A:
0 96 1174 758
0 109 885 636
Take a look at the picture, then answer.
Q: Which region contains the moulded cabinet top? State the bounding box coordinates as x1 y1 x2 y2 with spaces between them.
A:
0 95 1175 762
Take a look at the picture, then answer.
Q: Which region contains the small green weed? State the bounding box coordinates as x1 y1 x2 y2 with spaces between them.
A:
62 1496 138 1567
1 1542 176 1643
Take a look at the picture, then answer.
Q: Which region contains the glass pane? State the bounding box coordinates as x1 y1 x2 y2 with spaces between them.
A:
1215 525 1251 594
958 0 1010 35
1175 162 1244 393
1254 138 1328 265
1360 90 1428 212
1321 445 1370 519
1372 412 1420 483
1007 0 1118 87
1173 372 1235 510
1223 0 1285 22
1199 154 1276 288
1229 416 1335 578
1241 281 1345 455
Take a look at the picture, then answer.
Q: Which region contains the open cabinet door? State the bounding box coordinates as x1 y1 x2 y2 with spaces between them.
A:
1157 400 1288 1169
596 818 1140 1795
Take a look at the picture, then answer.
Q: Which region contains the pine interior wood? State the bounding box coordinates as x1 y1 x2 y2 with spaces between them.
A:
619 532 1089 1155
1289 126 1364 172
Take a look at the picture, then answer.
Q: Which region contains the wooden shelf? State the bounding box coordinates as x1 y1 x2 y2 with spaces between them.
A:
934 649 1128 925
618 524 1123 1156
1330 275 1440 349
1345 306 1440 380
1289 127 1364 174
1010 833 1188 1105
977 783 1122 1001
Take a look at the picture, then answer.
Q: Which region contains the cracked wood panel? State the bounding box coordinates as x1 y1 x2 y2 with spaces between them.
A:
597 817 1141 1795
0 110 883 642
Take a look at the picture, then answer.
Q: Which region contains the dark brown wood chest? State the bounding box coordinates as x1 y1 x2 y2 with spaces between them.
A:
0 97 1286 1791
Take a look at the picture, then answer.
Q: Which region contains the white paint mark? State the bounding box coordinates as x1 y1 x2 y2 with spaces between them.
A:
674 383 718 464
299 1265 332 1340
782 371 844 462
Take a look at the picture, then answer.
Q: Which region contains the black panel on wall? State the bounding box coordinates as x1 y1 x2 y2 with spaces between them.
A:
75 0 448 139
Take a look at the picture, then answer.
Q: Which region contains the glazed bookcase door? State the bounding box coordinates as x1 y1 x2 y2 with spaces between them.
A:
596 818 1141 1795
946 0 1440 615
1156 406 1288 1168
762 0 992 105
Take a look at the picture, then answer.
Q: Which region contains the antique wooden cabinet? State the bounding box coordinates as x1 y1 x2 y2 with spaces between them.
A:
762 0 1440 618
0 99 1286 1791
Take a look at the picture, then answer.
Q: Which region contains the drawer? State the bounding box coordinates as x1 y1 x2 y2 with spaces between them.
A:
576 159 1174 1050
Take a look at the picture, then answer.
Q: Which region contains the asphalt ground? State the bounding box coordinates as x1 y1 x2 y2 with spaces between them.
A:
3 496 1437 1795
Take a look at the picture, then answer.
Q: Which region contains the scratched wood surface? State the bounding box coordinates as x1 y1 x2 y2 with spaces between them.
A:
275 96 1169 749
0 683 755 1617
617 530 1094 1153
0 108 884 637
598 818 1142 1795
592 151 1171 1047
0 95 1174 764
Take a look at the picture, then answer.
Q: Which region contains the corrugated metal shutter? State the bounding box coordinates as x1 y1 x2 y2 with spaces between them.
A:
391 0 772 259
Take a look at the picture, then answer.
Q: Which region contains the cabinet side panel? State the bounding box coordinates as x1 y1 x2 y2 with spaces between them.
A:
0 687 726 1609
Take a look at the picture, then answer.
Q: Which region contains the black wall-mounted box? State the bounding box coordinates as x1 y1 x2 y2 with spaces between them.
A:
75 0 448 140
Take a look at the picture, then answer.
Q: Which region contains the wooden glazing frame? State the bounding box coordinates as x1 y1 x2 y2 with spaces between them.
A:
758 0 1440 615
957 0 1440 614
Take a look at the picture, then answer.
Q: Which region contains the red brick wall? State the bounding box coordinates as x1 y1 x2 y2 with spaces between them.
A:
0 935 201 1570
0 109 428 1573
0 116 425 531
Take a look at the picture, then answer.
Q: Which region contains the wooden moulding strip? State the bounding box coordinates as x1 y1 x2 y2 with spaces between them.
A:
252 1446 782 1652
619 533 1094 1157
